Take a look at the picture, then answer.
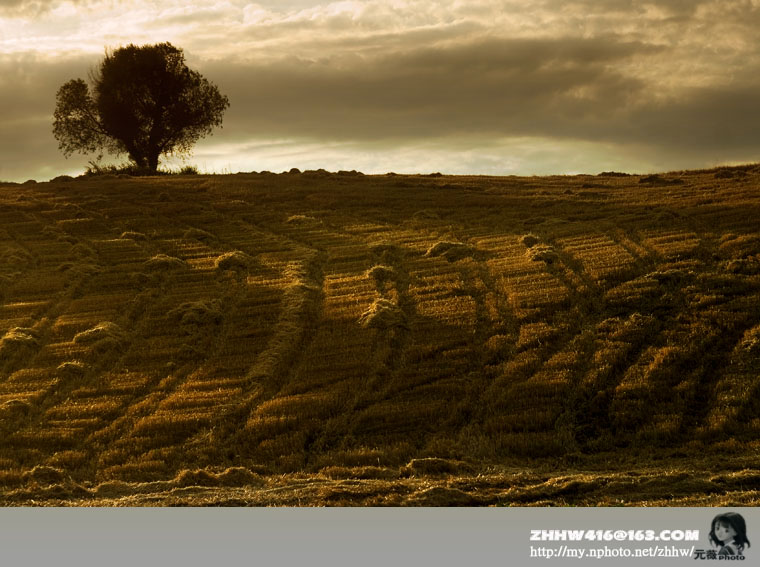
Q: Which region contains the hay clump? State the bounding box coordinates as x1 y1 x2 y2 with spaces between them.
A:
425 241 474 262
214 250 252 271
1 247 33 267
405 458 465 475
175 469 220 488
320 466 399 480
714 167 747 179
0 327 39 359
285 214 319 225
71 243 95 257
520 234 541 248
216 467 266 487
639 174 683 186
724 258 760 275
412 210 439 220
51 175 74 183
1 327 39 349
66 263 99 278
1 399 32 417
168 301 222 327
119 231 147 241
370 243 402 264
144 254 187 271
597 313 655 342
598 171 630 177
646 268 691 284
525 244 559 264
178 343 203 360
370 243 398 255
639 174 663 184
73 322 125 346
367 265 395 286
359 298 408 330
183 228 215 242
58 360 87 377
303 168 330 177
740 325 760 355
22 465 66 485
485 334 512 354
408 486 478 506
719 234 760 259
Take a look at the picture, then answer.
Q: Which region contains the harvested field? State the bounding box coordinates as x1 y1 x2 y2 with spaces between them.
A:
0 167 759 505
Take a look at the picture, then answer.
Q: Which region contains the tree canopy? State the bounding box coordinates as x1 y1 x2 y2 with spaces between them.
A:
53 42 229 172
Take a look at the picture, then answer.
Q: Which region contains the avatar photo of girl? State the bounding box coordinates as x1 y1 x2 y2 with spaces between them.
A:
709 512 751 557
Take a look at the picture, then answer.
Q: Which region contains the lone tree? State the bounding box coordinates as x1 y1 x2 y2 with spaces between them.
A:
53 42 229 172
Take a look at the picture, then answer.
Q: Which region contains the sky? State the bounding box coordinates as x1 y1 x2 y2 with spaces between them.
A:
3 0 760 181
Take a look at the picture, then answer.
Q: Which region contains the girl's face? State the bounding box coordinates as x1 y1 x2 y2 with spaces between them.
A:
714 521 737 543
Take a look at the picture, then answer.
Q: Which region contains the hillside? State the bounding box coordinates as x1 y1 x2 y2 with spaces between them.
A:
0 166 759 506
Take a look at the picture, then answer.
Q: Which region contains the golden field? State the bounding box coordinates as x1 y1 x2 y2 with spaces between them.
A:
0 166 759 506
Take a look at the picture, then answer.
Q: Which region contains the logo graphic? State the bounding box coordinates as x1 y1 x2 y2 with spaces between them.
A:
694 512 750 560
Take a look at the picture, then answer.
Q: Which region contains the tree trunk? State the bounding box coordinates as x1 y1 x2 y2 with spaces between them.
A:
147 151 159 173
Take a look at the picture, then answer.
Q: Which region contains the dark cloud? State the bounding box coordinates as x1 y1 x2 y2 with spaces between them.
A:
206 36 657 142
196 31 760 169
628 83 760 153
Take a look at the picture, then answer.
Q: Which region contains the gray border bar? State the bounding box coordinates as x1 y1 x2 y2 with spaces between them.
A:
0 507 755 566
